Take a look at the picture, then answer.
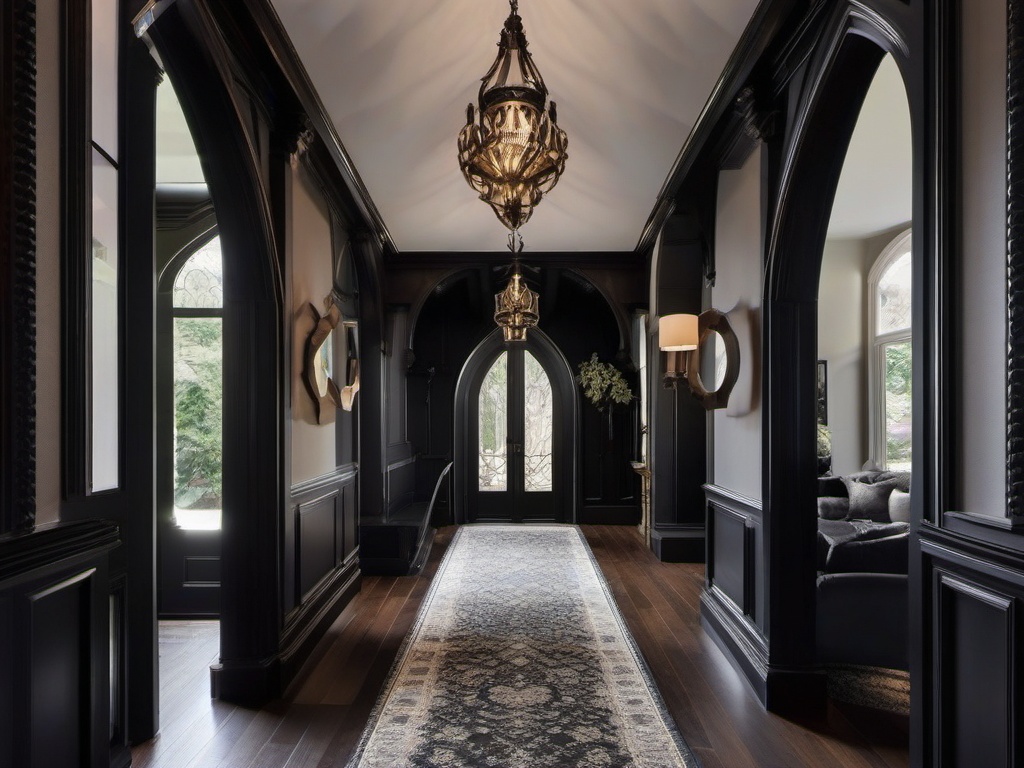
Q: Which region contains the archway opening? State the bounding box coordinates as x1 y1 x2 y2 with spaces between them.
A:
815 52 913 714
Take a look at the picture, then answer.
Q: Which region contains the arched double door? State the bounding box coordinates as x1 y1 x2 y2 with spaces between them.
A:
456 330 577 524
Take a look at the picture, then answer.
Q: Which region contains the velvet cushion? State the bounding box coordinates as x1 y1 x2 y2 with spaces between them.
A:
818 476 848 498
888 489 911 523
817 497 850 520
843 478 898 522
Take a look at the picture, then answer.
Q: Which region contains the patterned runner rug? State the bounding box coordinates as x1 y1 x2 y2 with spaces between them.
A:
347 525 699 768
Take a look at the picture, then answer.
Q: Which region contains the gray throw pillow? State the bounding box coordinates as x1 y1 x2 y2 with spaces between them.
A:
889 489 911 523
844 479 897 522
817 497 850 520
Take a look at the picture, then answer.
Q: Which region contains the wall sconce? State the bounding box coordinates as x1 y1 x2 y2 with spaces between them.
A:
659 310 740 409
659 313 698 388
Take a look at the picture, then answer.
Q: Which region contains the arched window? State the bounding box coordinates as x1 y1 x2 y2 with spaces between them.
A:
171 235 223 528
868 229 912 471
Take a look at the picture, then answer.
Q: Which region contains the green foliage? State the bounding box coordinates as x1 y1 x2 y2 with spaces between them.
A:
576 353 633 412
174 319 222 509
884 342 912 465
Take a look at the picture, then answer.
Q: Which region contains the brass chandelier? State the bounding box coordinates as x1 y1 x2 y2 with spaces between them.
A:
493 233 540 342
457 0 568 232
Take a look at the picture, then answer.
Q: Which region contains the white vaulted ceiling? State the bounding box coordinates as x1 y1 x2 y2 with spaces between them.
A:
268 0 761 252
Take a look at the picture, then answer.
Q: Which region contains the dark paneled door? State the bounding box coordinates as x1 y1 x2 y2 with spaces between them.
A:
469 346 561 522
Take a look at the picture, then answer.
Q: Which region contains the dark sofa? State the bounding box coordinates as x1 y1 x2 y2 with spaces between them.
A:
815 471 910 670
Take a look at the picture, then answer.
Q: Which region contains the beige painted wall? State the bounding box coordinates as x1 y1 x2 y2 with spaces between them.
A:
288 162 340 485
818 238 866 476
712 146 763 501
36 0 61 525
961 0 1008 516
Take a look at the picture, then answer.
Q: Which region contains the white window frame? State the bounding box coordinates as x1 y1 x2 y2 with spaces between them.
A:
867 228 913 470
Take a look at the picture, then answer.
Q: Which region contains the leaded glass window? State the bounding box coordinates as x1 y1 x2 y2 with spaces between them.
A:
523 352 553 492
478 352 508 492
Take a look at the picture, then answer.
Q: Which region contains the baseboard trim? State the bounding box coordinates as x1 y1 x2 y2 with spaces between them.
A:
279 558 362 684
212 557 361 706
578 506 641 525
651 526 706 562
700 586 825 713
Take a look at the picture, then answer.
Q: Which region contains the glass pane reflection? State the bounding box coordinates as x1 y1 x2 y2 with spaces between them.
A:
523 351 552 492
478 352 508 492
877 250 912 334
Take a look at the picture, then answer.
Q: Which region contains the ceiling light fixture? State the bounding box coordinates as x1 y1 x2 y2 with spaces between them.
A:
494 233 540 342
458 0 568 233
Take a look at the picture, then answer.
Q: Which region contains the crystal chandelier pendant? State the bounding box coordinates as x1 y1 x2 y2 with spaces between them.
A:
458 0 568 231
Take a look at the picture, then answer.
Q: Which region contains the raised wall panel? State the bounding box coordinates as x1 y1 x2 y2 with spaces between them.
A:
934 571 1013 768
713 507 746 608
29 571 92 768
0 521 116 768
343 483 357 561
297 491 338 600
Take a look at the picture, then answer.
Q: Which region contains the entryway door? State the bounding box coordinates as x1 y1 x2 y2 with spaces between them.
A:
458 330 576 523
157 234 223 617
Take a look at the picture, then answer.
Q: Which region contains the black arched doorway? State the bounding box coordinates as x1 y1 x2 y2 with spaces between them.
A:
454 329 578 524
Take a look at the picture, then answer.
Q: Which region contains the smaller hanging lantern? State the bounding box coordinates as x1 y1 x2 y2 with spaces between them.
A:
494 232 539 342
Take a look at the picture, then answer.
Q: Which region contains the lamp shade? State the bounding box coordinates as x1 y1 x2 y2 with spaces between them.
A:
659 313 699 351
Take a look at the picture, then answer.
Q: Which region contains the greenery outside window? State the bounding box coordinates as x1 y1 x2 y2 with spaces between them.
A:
868 229 912 471
171 237 224 529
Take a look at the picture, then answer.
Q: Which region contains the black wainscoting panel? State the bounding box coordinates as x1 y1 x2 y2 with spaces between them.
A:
935 572 1010 768
713 507 746 609
275 466 361 691
0 521 117 768
342 483 357 562
922 521 1024 768
705 485 762 622
29 572 90 768
297 491 338 600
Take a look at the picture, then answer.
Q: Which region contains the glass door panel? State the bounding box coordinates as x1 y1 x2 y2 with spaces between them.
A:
478 352 508 492
469 345 559 522
523 351 552 492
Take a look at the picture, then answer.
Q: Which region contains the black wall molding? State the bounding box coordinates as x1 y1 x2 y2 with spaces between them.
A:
0 0 38 534
290 463 358 501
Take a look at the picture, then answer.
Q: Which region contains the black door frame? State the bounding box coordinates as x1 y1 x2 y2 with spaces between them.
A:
454 328 578 525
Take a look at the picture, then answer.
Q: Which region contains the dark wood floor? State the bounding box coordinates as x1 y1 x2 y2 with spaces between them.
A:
132 525 908 768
